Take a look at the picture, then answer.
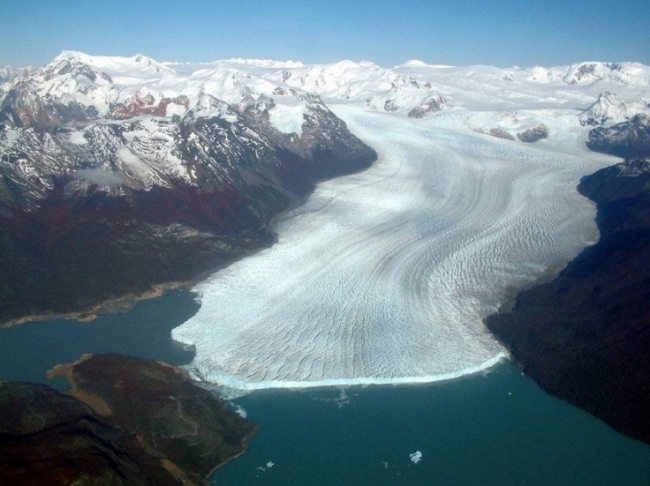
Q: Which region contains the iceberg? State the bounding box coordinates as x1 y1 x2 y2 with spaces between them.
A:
410 451 423 464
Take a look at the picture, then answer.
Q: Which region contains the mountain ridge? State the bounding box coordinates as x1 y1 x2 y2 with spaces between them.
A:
0 52 379 324
486 157 650 444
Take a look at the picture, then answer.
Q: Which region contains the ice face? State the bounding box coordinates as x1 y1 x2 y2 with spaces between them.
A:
171 106 606 391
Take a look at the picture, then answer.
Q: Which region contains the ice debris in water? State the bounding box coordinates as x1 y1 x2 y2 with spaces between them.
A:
410 451 423 464
234 405 247 418
257 461 274 472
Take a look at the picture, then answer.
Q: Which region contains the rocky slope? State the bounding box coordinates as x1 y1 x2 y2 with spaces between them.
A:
0 381 181 485
587 113 650 159
486 158 650 444
1 354 256 485
0 53 376 324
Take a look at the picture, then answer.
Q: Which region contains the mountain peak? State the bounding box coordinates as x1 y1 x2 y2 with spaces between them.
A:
580 91 650 127
399 59 429 68
50 51 174 77
53 50 87 63
564 61 650 86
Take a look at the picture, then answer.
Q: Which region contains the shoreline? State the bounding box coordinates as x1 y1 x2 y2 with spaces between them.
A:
0 280 192 330
42 353 259 484
46 353 114 417
0 200 296 330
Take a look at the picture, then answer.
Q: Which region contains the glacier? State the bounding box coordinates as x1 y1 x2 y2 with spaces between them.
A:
171 105 608 390
3 52 648 390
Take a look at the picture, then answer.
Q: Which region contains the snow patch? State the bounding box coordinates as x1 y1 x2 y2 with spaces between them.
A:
165 101 188 118
1 128 22 147
68 131 88 145
269 99 305 135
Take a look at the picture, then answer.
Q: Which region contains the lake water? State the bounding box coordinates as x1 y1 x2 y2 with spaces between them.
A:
1 290 649 485
214 364 650 486
0 290 198 388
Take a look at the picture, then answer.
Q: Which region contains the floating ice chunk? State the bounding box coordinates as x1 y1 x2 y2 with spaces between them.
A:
257 461 274 472
234 404 247 418
410 451 423 464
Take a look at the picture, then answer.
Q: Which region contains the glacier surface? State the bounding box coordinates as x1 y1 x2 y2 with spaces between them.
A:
171 105 608 390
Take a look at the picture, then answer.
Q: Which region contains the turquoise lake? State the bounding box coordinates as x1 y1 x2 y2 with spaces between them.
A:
1 290 649 485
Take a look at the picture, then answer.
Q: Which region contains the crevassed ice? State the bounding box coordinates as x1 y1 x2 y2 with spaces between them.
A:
171 106 605 391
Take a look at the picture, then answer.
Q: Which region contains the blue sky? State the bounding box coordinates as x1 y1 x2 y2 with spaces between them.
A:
1 0 648 67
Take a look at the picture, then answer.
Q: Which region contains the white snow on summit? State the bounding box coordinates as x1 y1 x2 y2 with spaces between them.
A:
222 58 305 69
579 91 650 126
54 50 176 78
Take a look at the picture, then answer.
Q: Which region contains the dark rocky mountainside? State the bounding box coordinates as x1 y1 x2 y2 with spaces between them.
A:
0 56 376 325
587 113 650 159
486 158 650 444
0 381 181 485
0 354 256 485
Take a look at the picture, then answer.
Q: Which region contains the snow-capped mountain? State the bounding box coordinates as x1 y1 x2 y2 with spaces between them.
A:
562 61 650 86
0 52 379 323
587 114 650 159
0 52 380 206
3 53 649 133
579 91 650 126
